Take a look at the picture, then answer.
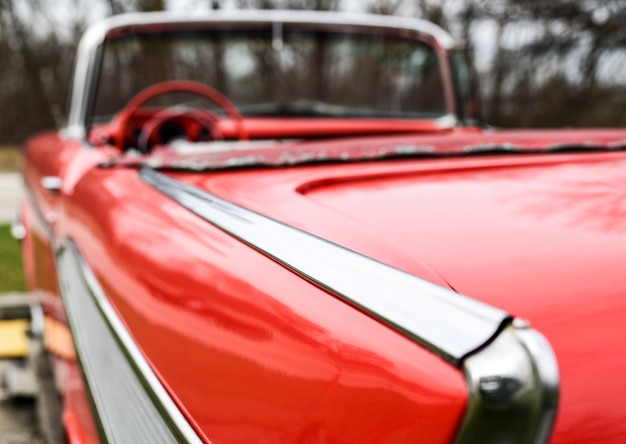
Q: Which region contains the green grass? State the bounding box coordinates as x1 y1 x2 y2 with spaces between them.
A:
0 224 25 292
0 146 20 173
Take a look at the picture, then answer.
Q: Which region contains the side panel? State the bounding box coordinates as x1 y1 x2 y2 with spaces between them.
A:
21 133 67 297
57 242 197 443
20 132 114 444
59 167 468 443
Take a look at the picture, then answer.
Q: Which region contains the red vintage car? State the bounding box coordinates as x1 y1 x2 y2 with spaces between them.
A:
16 9 626 444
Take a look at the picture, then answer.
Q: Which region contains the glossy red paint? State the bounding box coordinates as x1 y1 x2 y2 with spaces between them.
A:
59 356 99 444
22 124 626 443
52 165 468 443
17 201 36 290
172 133 626 443
63 409 88 444
20 133 117 443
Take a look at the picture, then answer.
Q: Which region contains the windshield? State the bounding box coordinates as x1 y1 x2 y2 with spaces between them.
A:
93 28 447 121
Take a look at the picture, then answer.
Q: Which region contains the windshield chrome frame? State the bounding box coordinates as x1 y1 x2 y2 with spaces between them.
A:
65 10 461 140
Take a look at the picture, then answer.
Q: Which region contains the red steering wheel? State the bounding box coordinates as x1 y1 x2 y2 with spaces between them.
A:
108 80 247 150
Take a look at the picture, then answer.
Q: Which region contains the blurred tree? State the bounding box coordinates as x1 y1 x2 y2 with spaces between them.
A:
367 0 403 16
471 0 626 126
108 0 164 14
107 0 125 14
236 0 337 10
137 0 165 11
0 0 65 141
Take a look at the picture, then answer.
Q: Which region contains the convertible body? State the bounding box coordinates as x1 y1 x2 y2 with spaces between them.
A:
16 10 626 444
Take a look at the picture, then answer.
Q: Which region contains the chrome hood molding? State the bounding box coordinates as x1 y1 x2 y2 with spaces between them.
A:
141 167 559 443
140 167 508 365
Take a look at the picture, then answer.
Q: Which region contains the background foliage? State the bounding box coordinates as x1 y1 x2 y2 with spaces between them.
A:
0 224 25 292
0 0 624 144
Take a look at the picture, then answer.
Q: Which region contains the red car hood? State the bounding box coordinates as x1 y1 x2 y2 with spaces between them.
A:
174 148 626 443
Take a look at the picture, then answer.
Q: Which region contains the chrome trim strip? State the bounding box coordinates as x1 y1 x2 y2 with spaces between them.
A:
22 181 55 241
140 167 509 365
29 298 44 339
454 320 559 444
56 240 202 444
10 219 26 241
40 176 63 194
66 10 457 137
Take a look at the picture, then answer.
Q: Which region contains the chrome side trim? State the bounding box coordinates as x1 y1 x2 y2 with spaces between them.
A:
22 181 55 241
140 167 509 365
455 320 559 444
40 176 63 194
56 240 202 444
66 10 457 137
10 219 26 241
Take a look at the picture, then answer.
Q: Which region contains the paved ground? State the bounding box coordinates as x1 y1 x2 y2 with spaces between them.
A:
0 172 43 441
0 358 40 444
0 174 23 224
